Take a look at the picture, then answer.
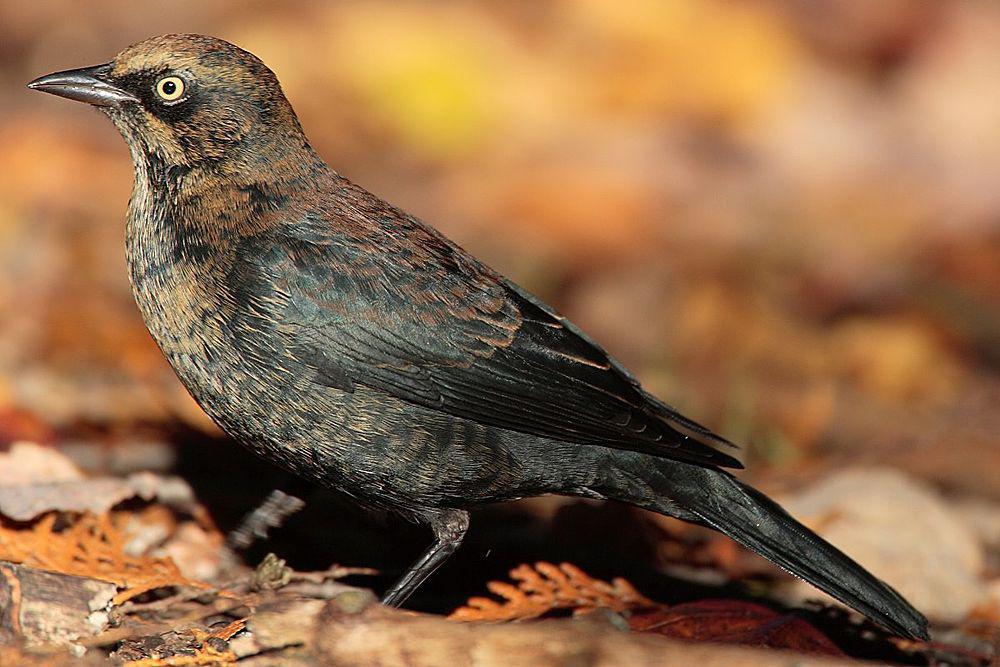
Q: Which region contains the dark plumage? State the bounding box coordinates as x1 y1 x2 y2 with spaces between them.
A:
29 34 928 639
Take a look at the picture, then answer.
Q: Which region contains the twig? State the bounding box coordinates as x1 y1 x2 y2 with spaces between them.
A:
226 489 305 550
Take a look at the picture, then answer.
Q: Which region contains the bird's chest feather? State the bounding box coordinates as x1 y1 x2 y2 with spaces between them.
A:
123 191 325 464
123 171 283 409
124 161 282 404
126 220 234 398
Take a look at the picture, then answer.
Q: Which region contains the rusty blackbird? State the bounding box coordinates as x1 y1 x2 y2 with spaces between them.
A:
29 35 927 639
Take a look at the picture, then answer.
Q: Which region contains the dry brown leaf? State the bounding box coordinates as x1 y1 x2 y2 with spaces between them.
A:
0 478 145 523
630 600 844 656
0 512 206 605
0 447 202 523
121 638 237 667
449 561 654 621
0 442 80 486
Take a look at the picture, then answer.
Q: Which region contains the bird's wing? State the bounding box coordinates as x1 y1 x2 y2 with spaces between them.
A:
246 206 741 469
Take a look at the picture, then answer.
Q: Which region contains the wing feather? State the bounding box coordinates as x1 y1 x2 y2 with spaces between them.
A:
250 207 742 469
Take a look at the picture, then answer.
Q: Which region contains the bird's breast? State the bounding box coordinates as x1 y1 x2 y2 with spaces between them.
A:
125 207 243 401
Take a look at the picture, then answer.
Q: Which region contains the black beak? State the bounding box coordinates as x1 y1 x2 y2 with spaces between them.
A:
27 64 139 108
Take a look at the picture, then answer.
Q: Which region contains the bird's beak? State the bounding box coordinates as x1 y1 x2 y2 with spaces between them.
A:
27 64 139 108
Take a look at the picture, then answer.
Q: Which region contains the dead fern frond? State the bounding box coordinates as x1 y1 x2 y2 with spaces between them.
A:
449 561 654 622
0 511 206 605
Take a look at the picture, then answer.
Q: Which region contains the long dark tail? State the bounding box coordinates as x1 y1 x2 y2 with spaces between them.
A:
606 457 929 640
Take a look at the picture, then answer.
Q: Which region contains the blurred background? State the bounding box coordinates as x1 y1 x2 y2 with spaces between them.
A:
0 0 998 627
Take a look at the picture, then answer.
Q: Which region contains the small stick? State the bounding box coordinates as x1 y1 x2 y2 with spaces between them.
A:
226 489 306 550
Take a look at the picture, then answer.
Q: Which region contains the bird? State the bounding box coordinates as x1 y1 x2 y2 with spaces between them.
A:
28 34 927 639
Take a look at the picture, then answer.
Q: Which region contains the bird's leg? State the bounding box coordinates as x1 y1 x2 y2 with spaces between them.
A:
381 509 469 607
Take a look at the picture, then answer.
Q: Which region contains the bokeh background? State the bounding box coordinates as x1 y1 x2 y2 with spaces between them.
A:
3 0 996 485
0 0 998 627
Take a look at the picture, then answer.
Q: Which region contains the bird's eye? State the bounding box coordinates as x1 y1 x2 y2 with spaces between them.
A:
155 76 185 102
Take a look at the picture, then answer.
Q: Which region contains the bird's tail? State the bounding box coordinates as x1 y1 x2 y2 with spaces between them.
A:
606 457 929 640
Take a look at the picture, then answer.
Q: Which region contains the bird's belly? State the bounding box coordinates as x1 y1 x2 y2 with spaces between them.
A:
127 266 287 447
194 370 528 512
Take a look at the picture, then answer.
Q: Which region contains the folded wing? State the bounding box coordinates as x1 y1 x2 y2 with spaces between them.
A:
249 208 741 469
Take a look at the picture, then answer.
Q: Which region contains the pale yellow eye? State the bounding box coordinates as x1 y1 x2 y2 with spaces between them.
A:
155 76 185 102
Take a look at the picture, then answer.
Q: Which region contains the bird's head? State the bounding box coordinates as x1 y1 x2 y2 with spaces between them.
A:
28 34 308 169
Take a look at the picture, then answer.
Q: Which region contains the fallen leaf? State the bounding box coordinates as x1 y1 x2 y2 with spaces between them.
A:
630 599 844 656
0 471 199 522
0 441 82 486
